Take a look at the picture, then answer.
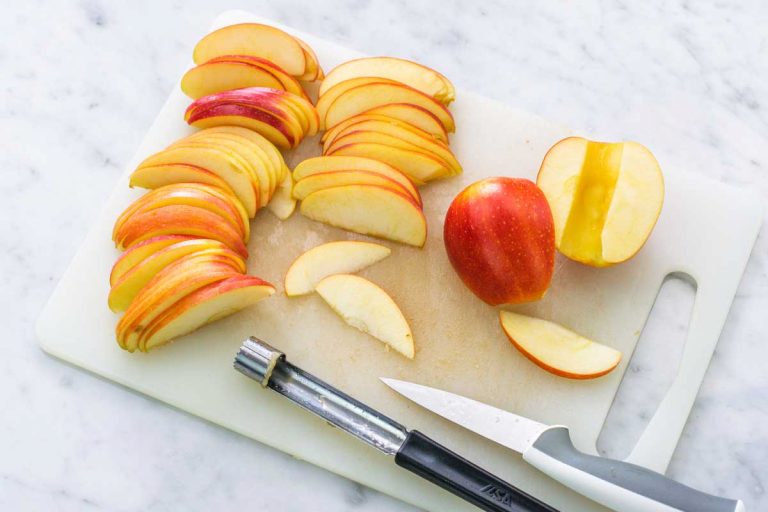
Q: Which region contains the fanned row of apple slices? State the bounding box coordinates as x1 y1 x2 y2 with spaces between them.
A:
284 241 414 359
185 88 319 150
192 23 323 82
294 156 427 247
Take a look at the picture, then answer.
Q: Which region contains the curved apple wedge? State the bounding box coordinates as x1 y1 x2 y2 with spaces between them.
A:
293 170 419 206
327 142 450 183
181 61 285 99
139 275 275 352
300 185 427 247
316 274 414 359
499 311 622 380
109 235 195 287
266 173 296 220
130 164 235 195
352 105 448 143
284 241 391 296
293 155 423 189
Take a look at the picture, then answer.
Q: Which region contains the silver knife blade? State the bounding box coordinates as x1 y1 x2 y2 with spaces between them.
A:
381 378 550 454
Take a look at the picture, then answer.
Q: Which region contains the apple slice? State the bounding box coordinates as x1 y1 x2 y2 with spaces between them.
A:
186 104 295 149
293 155 424 190
294 36 323 81
499 311 622 379
114 204 248 259
266 173 296 220
109 235 195 286
351 105 448 143
325 130 461 175
293 170 420 206
138 146 257 217
138 275 275 352
536 137 664 267
206 55 309 99
300 185 426 247
324 82 455 132
327 142 451 183
284 241 390 296
130 164 235 195
181 61 284 99
322 115 446 146
316 77 400 126
320 57 455 104
315 274 414 359
193 23 306 76
108 240 244 312
116 254 242 351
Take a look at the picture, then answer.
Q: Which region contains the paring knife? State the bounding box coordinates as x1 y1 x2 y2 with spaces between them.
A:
382 378 745 512
234 338 557 512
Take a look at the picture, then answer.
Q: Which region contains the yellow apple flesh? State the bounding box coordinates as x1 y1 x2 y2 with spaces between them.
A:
327 142 450 183
266 173 296 220
293 155 424 189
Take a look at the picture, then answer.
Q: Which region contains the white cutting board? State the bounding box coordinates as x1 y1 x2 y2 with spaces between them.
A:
37 11 762 512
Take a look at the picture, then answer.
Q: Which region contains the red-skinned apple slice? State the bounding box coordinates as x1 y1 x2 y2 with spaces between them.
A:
499 311 622 379
443 177 555 305
108 240 245 312
181 61 284 99
293 170 420 205
327 142 450 183
109 235 195 286
324 82 455 132
206 55 309 99
186 104 295 149
138 146 257 217
315 274 414 359
138 275 275 352
114 204 248 259
316 77 400 127
193 23 306 76
293 155 424 190
320 57 455 104
130 164 235 195
300 184 427 247
284 241 391 296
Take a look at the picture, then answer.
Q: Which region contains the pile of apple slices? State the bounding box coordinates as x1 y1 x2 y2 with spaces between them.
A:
316 57 460 184
284 241 414 359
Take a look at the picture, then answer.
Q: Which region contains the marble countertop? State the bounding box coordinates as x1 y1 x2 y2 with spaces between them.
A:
3 0 766 510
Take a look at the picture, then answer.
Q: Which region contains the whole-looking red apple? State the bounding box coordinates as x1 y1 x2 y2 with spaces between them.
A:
443 177 555 305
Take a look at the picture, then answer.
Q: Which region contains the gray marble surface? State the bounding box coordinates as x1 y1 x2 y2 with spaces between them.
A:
2 0 766 510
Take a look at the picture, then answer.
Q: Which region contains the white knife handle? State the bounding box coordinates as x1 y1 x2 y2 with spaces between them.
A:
522 427 744 512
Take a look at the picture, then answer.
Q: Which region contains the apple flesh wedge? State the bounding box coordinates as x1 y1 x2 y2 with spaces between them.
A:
537 137 664 267
205 55 309 98
294 36 323 81
266 173 296 220
181 61 284 99
138 275 275 352
110 235 195 286
108 240 245 312
499 311 621 379
113 204 248 259
284 241 391 296
322 115 447 147
327 142 450 183
320 57 455 104
130 164 235 195
315 274 414 359
444 178 555 305
300 185 427 247
324 82 455 132
293 170 420 206
187 104 295 149
316 77 400 126
350 105 448 143
193 23 306 76
293 155 424 189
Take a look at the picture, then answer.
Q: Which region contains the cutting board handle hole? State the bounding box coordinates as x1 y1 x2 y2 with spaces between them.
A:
596 272 697 461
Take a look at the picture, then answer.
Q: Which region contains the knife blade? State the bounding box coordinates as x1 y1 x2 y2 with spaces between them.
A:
382 378 745 512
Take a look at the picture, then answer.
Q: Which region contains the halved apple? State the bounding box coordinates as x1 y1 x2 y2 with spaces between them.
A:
137 275 275 352
315 274 414 359
316 77 400 126
108 240 245 312
266 173 296 220
324 82 455 132
284 241 391 296
205 55 309 98
193 23 306 76
320 57 455 104
137 146 257 217
350 105 448 142
300 185 426 247
113 204 248 259
499 311 621 379
327 142 450 183
293 170 420 205
325 130 461 176
536 137 664 267
293 155 424 189
116 254 242 351
181 61 284 99
109 235 195 286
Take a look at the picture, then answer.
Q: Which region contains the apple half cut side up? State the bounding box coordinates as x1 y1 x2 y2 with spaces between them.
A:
299 185 427 247
315 274 414 359
284 241 391 296
499 311 621 379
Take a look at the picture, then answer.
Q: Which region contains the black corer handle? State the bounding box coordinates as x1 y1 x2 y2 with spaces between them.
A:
395 431 558 512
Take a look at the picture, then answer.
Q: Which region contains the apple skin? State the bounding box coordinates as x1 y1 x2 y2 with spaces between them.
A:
443 177 555 306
